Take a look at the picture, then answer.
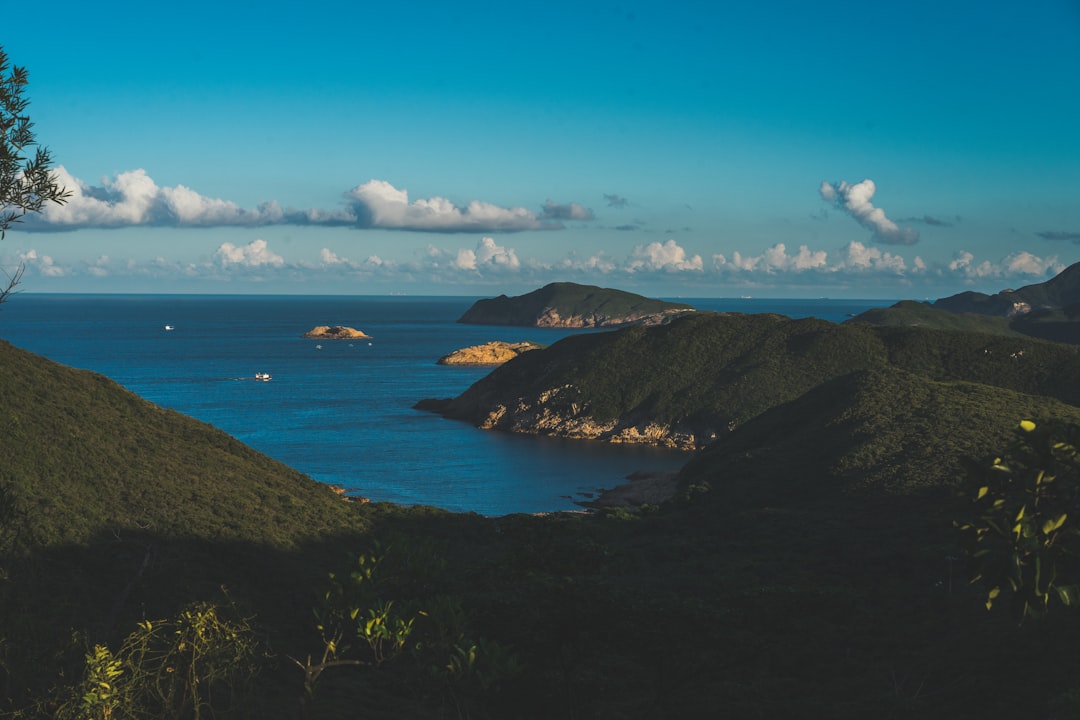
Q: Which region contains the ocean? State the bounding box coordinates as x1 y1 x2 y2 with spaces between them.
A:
0 294 895 515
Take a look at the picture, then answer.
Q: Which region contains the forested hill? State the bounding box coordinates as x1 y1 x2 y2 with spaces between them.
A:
852 261 1080 344
932 260 1080 315
420 311 1080 449
457 281 694 327
0 338 362 551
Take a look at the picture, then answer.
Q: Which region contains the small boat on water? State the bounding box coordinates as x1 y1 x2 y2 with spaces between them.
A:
164 325 174 331
255 372 272 382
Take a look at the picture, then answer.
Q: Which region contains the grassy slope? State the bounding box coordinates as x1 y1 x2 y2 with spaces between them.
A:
9 314 1080 717
854 300 1080 346
435 311 1080 440
0 339 360 550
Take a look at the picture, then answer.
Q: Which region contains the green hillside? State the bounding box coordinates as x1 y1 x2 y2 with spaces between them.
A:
852 298 1080 345
0 339 361 550
425 311 1080 446
932 261 1080 314
8 313 1080 717
457 281 694 327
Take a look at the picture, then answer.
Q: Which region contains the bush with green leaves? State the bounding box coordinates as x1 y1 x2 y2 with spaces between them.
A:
958 419 1080 621
51 600 260 720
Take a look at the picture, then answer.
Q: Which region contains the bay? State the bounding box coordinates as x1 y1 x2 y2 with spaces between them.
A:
0 294 895 515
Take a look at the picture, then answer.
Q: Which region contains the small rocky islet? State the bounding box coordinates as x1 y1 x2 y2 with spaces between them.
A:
301 325 370 339
436 341 543 366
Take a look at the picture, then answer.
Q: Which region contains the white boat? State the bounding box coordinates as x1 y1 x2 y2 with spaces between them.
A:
255 372 272 382
164 325 174 331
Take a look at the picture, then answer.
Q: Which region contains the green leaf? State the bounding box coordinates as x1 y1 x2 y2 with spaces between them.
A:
1043 513 1068 535
976 486 989 500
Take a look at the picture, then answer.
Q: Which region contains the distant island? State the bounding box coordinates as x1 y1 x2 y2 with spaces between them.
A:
457 281 694 328
302 325 371 339
851 260 1080 345
436 341 543 366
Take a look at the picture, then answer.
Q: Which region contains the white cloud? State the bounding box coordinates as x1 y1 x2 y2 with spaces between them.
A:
837 241 908 273
345 180 552 233
714 243 828 273
628 240 703 272
214 239 285 268
819 179 919 245
35 167 285 229
452 237 521 272
18 249 67 276
1003 251 1064 276
23 169 569 235
946 250 1063 281
320 248 346 265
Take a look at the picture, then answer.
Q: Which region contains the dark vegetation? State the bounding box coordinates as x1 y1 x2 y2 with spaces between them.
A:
456 281 693 326
8 294 1080 717
426 310 1080 447
854 261 1080 345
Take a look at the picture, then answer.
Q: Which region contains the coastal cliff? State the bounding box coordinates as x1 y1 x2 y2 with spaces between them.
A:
457 281 693 328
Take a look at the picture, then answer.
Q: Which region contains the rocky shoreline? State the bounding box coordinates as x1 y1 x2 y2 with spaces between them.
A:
575 470 680 509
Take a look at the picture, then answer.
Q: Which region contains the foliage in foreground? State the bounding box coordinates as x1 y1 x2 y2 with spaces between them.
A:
958 420 1080 622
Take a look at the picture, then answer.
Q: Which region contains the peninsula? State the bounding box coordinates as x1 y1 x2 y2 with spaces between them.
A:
457 281 694 328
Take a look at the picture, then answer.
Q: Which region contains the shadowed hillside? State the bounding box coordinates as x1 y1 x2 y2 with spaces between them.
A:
8 313 1080 717
420 311 1080 448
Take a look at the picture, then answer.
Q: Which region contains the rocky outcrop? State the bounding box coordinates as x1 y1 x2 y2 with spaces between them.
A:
467 384 706 450
302 325 371 339
532 306 690 328
436 341 542 366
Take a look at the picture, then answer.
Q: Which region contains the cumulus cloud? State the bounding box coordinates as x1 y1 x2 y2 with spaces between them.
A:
452 237 521 272
345 180 553 233
819 179 919 245
18 249 66 276
714 243 829 273
604 193 629 208
628 239 703 273
1037 230 1080 243
540 200 594 221
21 169 574 235
33 167 287 229
948 250 1063 280
214 239 285 268
836 241 908 272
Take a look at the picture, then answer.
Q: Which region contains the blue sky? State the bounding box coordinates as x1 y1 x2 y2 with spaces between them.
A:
3 0 1079 298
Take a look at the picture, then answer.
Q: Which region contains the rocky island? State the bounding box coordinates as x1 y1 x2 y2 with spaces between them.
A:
436 341 543 366
457 281 694 328
302 325 371 339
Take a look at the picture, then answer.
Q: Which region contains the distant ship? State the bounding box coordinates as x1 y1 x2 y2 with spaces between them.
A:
255 372 272 382
164 325 174 331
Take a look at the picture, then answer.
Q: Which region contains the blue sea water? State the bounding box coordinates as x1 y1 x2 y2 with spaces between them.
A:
0 294 894 515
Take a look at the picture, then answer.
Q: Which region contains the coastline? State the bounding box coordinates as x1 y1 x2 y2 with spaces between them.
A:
575 470 680 509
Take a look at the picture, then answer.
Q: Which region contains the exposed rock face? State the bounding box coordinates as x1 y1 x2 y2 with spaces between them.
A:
469 384 705 450
532 306 689 328
436 341 542 366
302 325 371 339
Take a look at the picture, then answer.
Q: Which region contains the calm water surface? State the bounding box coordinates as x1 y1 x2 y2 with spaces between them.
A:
0 294 894 515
